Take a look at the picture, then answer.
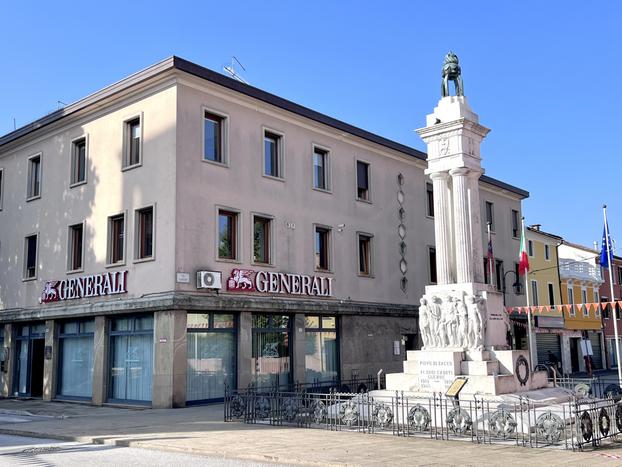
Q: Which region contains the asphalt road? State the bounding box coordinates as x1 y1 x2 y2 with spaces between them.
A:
0 433 279 467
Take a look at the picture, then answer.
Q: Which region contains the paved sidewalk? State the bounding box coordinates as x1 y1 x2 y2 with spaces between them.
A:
0 398 620 466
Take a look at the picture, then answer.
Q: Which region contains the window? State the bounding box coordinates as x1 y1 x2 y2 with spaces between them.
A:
263 131 282 178
24 234 38 279
203 111 224 163
544 244 551 261
426 182 434 217
530 280 539 306
514 262 523 294
253 215 271 264
124 117 141 168
252 314 291 389
429 247 437 284
483 257 492 285
511 209 519 238
528 240 534 257
0 168 4 210
618 267 622 285
594 291 599 303
136 207 154 260
495 260 504 291
356 160 370 200
313 147 329 190
71 137 87 185
218 210 238 260
58 319 94 398
27 154 41 199
568 287 575 315
108 214 125 264
68 223 84 271
581 289 588 316
595 292 601 317
548 283 555 306
305 315 338 384
485 201 494 231
315 226 330 271
358 234 372 276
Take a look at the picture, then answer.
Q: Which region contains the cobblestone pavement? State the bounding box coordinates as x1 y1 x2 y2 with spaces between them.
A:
0 399 620 466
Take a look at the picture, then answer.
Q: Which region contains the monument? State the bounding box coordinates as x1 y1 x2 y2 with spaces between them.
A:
386 53 548 396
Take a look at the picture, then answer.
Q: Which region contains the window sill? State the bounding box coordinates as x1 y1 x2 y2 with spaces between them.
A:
314 268 333 274
105 261 126 268
426 215 434 220
69 181 87 189
251 261 274 268
356 197 372 205
67 268 84 275
134 256 155 264
215 258 242 264
202 158 229 168
26 195 41 202
262 174 285 183
121 162 142 172
22 276 37 282
312 187 332 194
357 273 375 279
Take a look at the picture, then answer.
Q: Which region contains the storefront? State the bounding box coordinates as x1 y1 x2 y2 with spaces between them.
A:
57 319 94 399
109 315 154 404
14 322 46 397
186 313 236 403
251 314 292 389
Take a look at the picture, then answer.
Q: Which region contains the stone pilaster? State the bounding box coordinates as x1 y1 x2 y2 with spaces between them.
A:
42 320 58 401
92 316 108 405
450 168 473 283
292 314 307 385
1 324 15 397
468 169 485 283
152 310 187 408
430 171 454 284
237 312 252 389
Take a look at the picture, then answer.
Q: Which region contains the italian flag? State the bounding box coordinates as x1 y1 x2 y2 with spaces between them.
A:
518 227 530 275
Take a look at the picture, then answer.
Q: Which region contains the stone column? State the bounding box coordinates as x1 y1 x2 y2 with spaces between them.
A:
468 169 485 283
430 171 454 284
92 316 108 405
152 310 187 408
450 168 473 283
292 314 306 385
237 312 252 389
2 324 15 397
42 320 58 401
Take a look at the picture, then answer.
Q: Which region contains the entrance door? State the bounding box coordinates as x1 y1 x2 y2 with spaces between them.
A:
30 339 45 397
570 338 580 372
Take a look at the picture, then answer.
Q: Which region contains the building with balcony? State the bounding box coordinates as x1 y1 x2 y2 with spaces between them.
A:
558 242 604 374
599 256 622 368
0 57 528 407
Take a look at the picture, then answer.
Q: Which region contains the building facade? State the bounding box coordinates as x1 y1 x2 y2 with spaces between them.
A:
599 256 622 368
0 57 527 407
558 242 604 374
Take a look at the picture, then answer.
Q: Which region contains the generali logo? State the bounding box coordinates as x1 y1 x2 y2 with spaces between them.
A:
40 270 128 304
226 268 333 297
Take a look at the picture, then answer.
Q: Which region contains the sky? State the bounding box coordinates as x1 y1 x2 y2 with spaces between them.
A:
1 1 620 252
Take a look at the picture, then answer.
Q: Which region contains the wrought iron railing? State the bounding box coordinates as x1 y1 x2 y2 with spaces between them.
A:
246 374 385 395
224 387 622 451
549 375 622 400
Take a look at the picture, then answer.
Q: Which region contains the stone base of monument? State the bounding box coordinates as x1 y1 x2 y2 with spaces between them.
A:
386 349 549 397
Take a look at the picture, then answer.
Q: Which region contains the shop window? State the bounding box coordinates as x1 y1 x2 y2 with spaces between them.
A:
187 313 236 403
109 315 153 403
253 215 272 264
58 319 94 399
251 314 291 390
218 210 238 260
305 315 338 385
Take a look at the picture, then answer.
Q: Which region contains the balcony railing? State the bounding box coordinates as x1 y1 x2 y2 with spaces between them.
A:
559 258 603 284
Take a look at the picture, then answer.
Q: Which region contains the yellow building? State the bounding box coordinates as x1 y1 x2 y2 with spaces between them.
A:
524 227 563 369
558 241 604 374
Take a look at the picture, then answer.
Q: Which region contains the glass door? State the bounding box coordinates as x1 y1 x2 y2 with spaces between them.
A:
251 314 291 390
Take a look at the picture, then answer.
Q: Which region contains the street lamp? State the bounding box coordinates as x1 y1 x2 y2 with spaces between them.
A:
502 269 523 306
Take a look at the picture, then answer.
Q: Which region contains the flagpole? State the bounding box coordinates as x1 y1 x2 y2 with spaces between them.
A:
522 217 535 372
603 205 622 386
487 222 494 288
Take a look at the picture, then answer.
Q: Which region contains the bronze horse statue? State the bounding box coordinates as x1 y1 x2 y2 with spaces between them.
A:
441 52 464 97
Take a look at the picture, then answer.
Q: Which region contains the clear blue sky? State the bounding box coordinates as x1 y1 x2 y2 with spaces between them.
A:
2 1 620 252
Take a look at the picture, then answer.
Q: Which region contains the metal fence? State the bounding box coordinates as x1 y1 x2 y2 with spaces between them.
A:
224 387 622 451
550 375 622 399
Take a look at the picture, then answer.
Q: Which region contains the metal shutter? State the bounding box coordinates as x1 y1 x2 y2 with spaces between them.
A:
589 332 603 370
536 333 562 367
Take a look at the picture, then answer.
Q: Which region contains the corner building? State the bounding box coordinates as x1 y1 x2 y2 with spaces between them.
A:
0 57 527 407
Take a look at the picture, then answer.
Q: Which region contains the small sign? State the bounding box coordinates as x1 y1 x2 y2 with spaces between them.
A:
176 272 190 283
44 346 53 360
445 377 468 398
159 337 168 344
393 340 401 356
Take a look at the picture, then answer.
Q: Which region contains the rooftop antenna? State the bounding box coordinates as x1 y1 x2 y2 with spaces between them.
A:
13 118 16 130
223 56 248 84
57 100 67 110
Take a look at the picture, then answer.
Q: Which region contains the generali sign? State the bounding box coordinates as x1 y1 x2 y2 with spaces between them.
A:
226 269 333 297
39 270 128 304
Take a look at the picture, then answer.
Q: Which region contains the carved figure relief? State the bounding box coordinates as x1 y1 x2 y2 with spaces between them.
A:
419 291 486 350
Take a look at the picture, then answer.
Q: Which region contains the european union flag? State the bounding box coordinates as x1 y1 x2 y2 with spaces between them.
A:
600 222 614 268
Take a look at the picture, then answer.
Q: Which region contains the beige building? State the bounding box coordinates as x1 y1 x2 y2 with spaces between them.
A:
0 57 527 407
